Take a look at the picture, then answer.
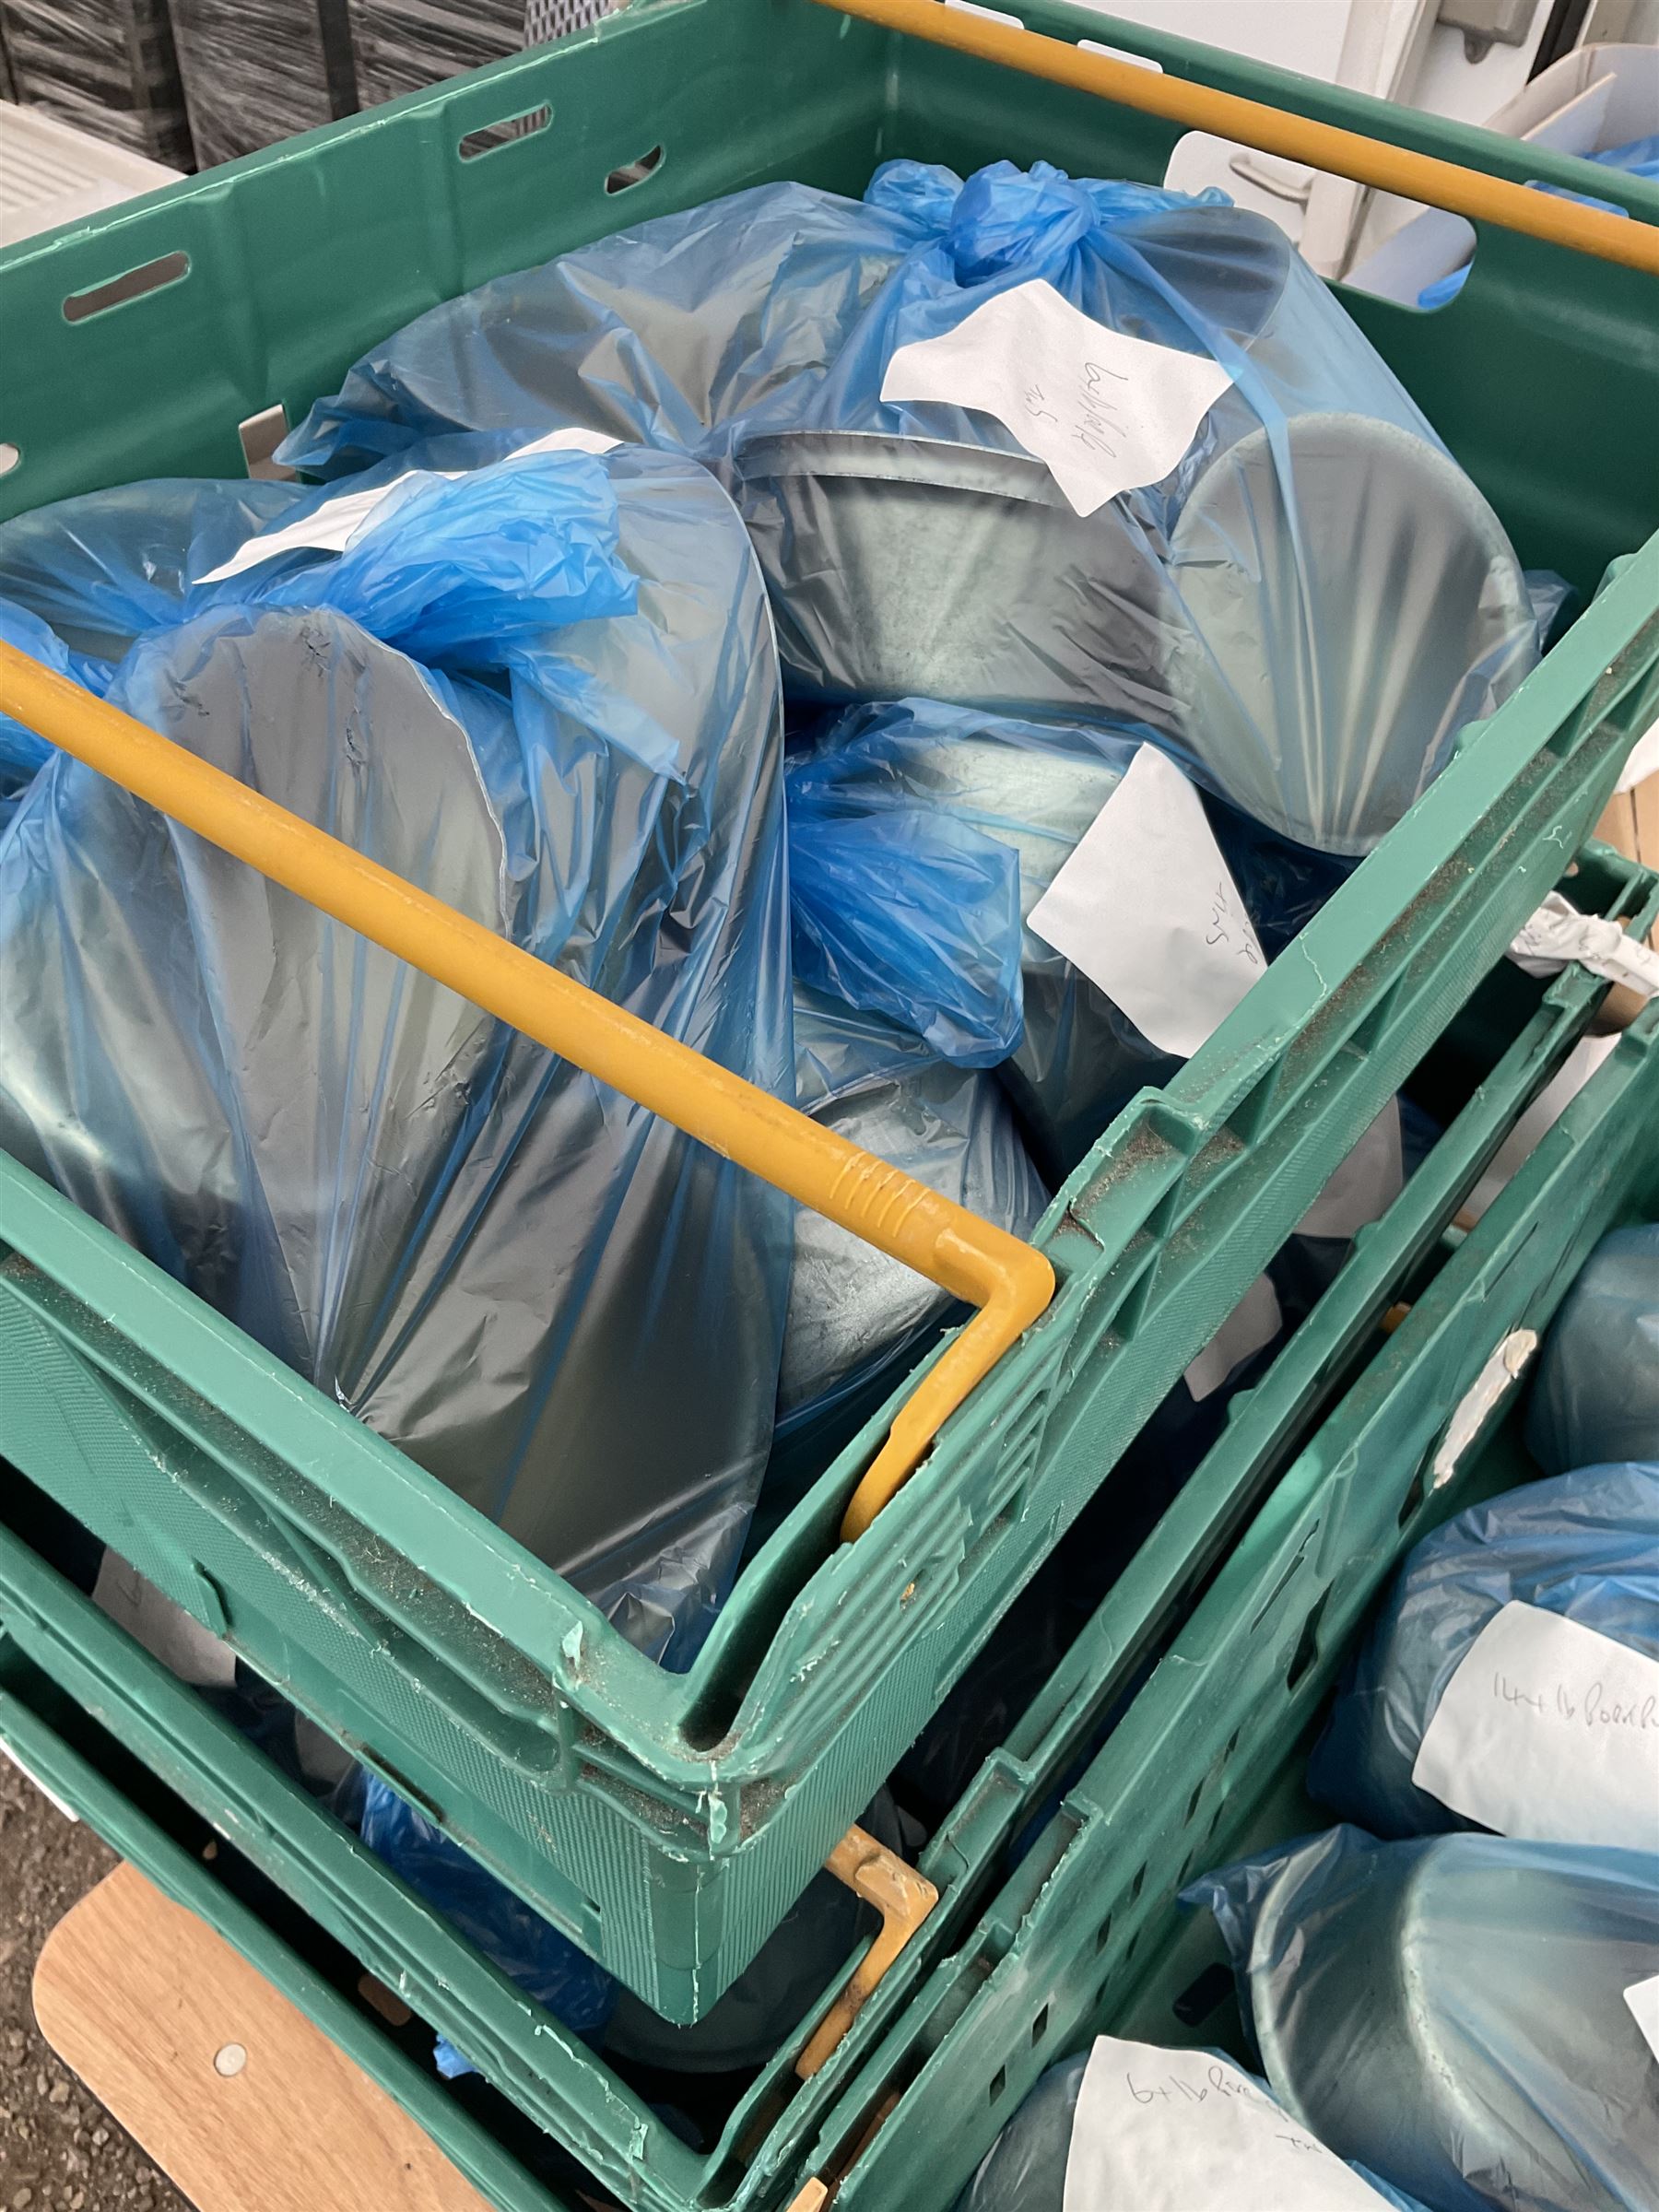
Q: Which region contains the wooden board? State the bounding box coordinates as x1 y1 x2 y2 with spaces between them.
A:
1595 769 1659 947
33 1864 493 2212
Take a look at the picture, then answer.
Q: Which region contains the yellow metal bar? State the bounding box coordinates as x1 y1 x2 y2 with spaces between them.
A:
0 641 1054 1541
796 1826 938 2077
810 0 1659 280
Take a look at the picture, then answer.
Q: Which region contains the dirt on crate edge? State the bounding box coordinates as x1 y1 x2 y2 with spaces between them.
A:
0 1762 191 2212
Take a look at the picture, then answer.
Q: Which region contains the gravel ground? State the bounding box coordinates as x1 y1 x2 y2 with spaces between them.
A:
0 1762 191 2212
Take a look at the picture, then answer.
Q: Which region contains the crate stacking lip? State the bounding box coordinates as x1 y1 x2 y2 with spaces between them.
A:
0 854 1652 2212
0 0 1657 2028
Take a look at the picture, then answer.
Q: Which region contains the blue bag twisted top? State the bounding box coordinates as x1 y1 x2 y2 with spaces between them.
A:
284 159 1545 858
0 436 792 1667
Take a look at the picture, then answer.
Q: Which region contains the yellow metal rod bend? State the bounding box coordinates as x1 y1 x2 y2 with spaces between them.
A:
810 0 1659 280
0 641 1055 1542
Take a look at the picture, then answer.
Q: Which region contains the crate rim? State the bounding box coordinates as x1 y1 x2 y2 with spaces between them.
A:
3 0 1658 304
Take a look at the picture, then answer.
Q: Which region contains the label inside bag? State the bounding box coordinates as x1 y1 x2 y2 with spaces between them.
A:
1626 1976 1659 2068
1028 746 1265 1056
1412 1601 1659 1851
880 276 1233 516
92 1551 239 1689
1184 1273 1281 1403
1062 2037 1394 2211
1295 1101 1403 1241
199 425 621 583
1616 714 1659 794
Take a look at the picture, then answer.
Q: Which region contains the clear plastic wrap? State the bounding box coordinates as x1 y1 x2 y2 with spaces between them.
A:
1526 1226 1659 1476
1309 1464 1659 1840
170 0 356 170
347 0 524 108
952 2045 1430 2211
284 159 1542 855
0 0 194 167
784 700 1345 1182
359 1772 616 2077
1187 1828 1659 2212
0 434 793 1665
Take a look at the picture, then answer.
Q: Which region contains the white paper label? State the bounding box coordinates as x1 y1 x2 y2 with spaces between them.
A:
1429 1330 1538 1489
1412 1601 1659 1851
1616 715 1659 795
1461 1034 1617 1227
1296 1100 1403 1241
1185 1272 1281 1402
1508 891 1659 998
1063 2037 1394 2211
1028 746 1265 1054
199 425 621 583
1625 1975 1659 2068
92 1551 239 1689
880 277 1232 517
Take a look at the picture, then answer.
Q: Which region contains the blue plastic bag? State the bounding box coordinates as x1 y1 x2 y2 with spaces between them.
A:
1186 1827 1659 2212
0 475 304 683
1418 133 1659 307
0 597 72 807
278 179 947 477
782 989 1048 1430
1309 1464 1659 1839
1527 1226 1659 1476
288 159 1543 856
756 987 1048 1540
0 435 793 1665
784 699 1344 1181
359 1773 617 2077
953 2043 1431 2211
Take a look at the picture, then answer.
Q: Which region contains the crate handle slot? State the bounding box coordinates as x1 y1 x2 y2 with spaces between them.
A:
63 253 191 325
457 104 552 161
0 641 1055 1543
605 143 664 194
0 444 18 479
795 1825 938 2078
809 0 1659 277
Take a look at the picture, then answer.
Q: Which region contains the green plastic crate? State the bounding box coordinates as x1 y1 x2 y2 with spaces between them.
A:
0 849 1651 2212
793 987 1659 2212
0 1650 573 2212
1 0 1657 2024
